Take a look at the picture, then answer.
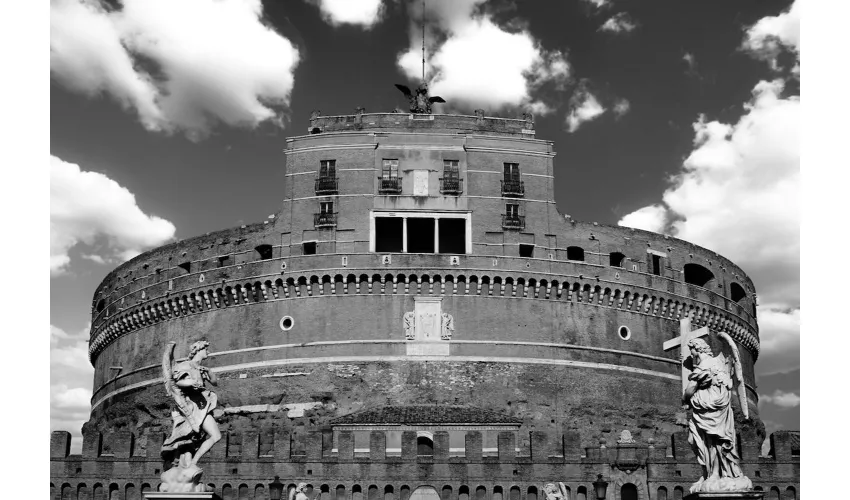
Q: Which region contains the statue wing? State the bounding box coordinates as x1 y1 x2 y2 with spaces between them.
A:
394 84 412 98
557 482 568 499
288 487 296 500
717 330 749 420
429 95 446 103
162 341 177 398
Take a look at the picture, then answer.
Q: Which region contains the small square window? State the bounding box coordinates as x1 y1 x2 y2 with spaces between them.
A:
519 244 534 258
302 242 317 255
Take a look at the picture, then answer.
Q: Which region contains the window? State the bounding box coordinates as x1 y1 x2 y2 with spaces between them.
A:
730 282 746 303
374 213 468 254
382 159 399 179
416 436 434 456
375 217 404 252
683 263 714 287
438 218 466 254
566 246 584 261
320 201 333 214
519 244 534 258
609 252 625 267
504 163 520 180
506 203 519 217
440 160 463 194
177 261 192 274
302 242 317 255
651 254 662 275
407 218 436 253
502 203 524 229
444 160 459 177
315 201 337 228
319 159 336 177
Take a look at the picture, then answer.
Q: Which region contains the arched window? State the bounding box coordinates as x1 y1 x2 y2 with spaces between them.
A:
673 486 684 500
385 485 395 500
459 486 470 500
417 435 434 456
492 486 503 500
527 486 537 500
369 485 380 500
109 483 120 500
96 299 106 313
620 484 638 500
567 246 585 261
221 484 233 500
92 483 104 500
255 244 273 260
476 486 487 500
683 263 714 287
576 486 587 500
353 485 363 500
783 486 796 500
336 485 347 500
442 486 453 500
731 282 746 303
126 483 139 500
768 487 781 500
656 486 668 500
609 252 625 267
319 485 330 500
177 261 192 274
61 483 72 500
256 485 266 498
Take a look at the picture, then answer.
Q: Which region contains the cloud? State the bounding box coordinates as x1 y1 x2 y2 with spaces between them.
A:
566 85 606 132
50 0 301 137
741 0 800 74
613 98 630 117
759 390 800 409
309 0 385 28
599 13 637 33
51 324 95 451
51 156 176 276
617 79 799 376
396 0 570 112
582 0 610 8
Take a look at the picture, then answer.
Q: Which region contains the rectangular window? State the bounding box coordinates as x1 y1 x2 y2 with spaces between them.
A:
651 254 662 275
519 244 534 258
320 201 333 214
302 241 317 255
438 218 466 254
506 203 519 217
407 218 435 253
319 159 336 177
503 163 520 180
443 160 459 177
375 217 403 252
382 159 399 179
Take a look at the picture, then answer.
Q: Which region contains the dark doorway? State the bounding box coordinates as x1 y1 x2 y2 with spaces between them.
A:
407 218 435 253
652 254 662 275
438 218 466 254
621 484 638 500
375 217 403 252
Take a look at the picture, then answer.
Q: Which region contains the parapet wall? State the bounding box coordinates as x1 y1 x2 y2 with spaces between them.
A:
307 111 536 137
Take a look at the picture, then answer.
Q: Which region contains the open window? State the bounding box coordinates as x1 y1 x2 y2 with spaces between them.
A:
609 252 625 267
519 244 534 258
683 263 714 287
438 218 466 254
177 261 192 274
255 244 273 260
375 217 403 252
373 213 468 254
407 218 435 253
302 241 317 255
416 436 434 456
730 282 746 303
651 254 662 275
566 246 584 261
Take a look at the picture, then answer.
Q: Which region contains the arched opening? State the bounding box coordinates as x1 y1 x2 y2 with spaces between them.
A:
255 244 273 260
441 486 453 500
177 261 192 274
768 487 781 500
255 485 266 497
369 485 380 500
96 299 106 313
576 486 587 500
731 282 746 303
108 483 119 500
673 486 684 500
567 246 585 261
385 485 395 500
61 483 72 500
492 486 503 500
353 485 363 500
78 483 90 500
221 484 233 500
657 486 668 500
683 263 714 287
620 484 638 500
410 487 441 500
320 485 331 500
784 486 796 500
509 487 520 500
609 252 625 267
475 486 487 500
126 483 139 500
401 486 411 500
92 483 104 500
417 435 434 456
526 486 537 500
459 486 470 500
336 486 347 500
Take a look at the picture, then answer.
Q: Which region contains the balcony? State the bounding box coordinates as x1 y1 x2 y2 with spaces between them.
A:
314 176 338 195
314 212 338 228
502 214 525 230
501 179 525 197
378 177 402 194
439 177 464 195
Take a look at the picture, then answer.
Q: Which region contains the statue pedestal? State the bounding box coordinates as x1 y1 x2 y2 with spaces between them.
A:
144 493 220 500
683 492 764 500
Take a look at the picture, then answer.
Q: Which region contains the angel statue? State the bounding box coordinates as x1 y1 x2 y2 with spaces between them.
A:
395 82 446 114
290 483 311 500
683 335 753 493
159 340 222 492
542 483 568 500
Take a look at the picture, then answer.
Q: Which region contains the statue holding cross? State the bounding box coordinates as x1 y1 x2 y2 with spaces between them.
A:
664 318 753 494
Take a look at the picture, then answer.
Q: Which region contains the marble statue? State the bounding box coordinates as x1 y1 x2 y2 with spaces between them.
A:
542 483 568 500
290 483 311 500
394 83 446 114
159 340 222 492
683 336 752 493
403 312 416 340
440 313 454 340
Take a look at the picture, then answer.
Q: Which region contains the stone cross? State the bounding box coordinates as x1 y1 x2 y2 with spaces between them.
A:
662 317 710 393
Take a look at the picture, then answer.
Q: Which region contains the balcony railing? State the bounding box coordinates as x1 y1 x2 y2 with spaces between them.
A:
315 176 339 195
378 177 402 194
501 179 525 197
502 214 525 230
314 212 338 228
439 177 464 195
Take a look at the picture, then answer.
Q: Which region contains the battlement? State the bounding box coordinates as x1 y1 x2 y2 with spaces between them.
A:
306 110 536 137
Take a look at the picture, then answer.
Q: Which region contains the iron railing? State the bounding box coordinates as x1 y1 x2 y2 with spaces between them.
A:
439 177 464 195
501 179 525 197
314 176 339 195
502 214 525 230
314 212 338 228
378 177 402 194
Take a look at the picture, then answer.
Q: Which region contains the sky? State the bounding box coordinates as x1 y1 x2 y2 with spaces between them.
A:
49 0 800 451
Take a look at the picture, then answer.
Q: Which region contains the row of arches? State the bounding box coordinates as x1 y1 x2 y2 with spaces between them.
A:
89 272 759 362
54 482 152 500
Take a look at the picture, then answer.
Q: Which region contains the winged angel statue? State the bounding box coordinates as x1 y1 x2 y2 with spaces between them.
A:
395 83 445 113
683 334 753 493
159 340 222 492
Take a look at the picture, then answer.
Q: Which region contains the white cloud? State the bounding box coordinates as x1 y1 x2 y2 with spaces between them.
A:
51 156 176 276
599 13 637 33
617 79 799 377
51 0 301 137
566 86 606 132
396 0 570 112
742 0 800 73
613 98 630 117
760 389 800 409
582 0 610 8
309 0 385 28
51 324 95 451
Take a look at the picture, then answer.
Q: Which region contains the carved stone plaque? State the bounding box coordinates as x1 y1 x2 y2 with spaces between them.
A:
405 297 449 356
413 170 429 196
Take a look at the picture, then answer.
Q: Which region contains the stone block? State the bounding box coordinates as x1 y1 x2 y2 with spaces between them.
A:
146 431 165 459
562 430 581 461
51 431 71 458
274 430 291 459
673 431 694 461
82 430 102 458
306 431 323 461
401 431 417 461
769 431 798 461
322 429 334 458
434 431 450 460
531 431 548 461
465 431 482 461
369 431 386 460
497 431 516 461
242 430 259 459
113 430 135 459
338 431 354 461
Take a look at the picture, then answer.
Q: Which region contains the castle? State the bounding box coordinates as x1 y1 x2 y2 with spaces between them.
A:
50 104 800 499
